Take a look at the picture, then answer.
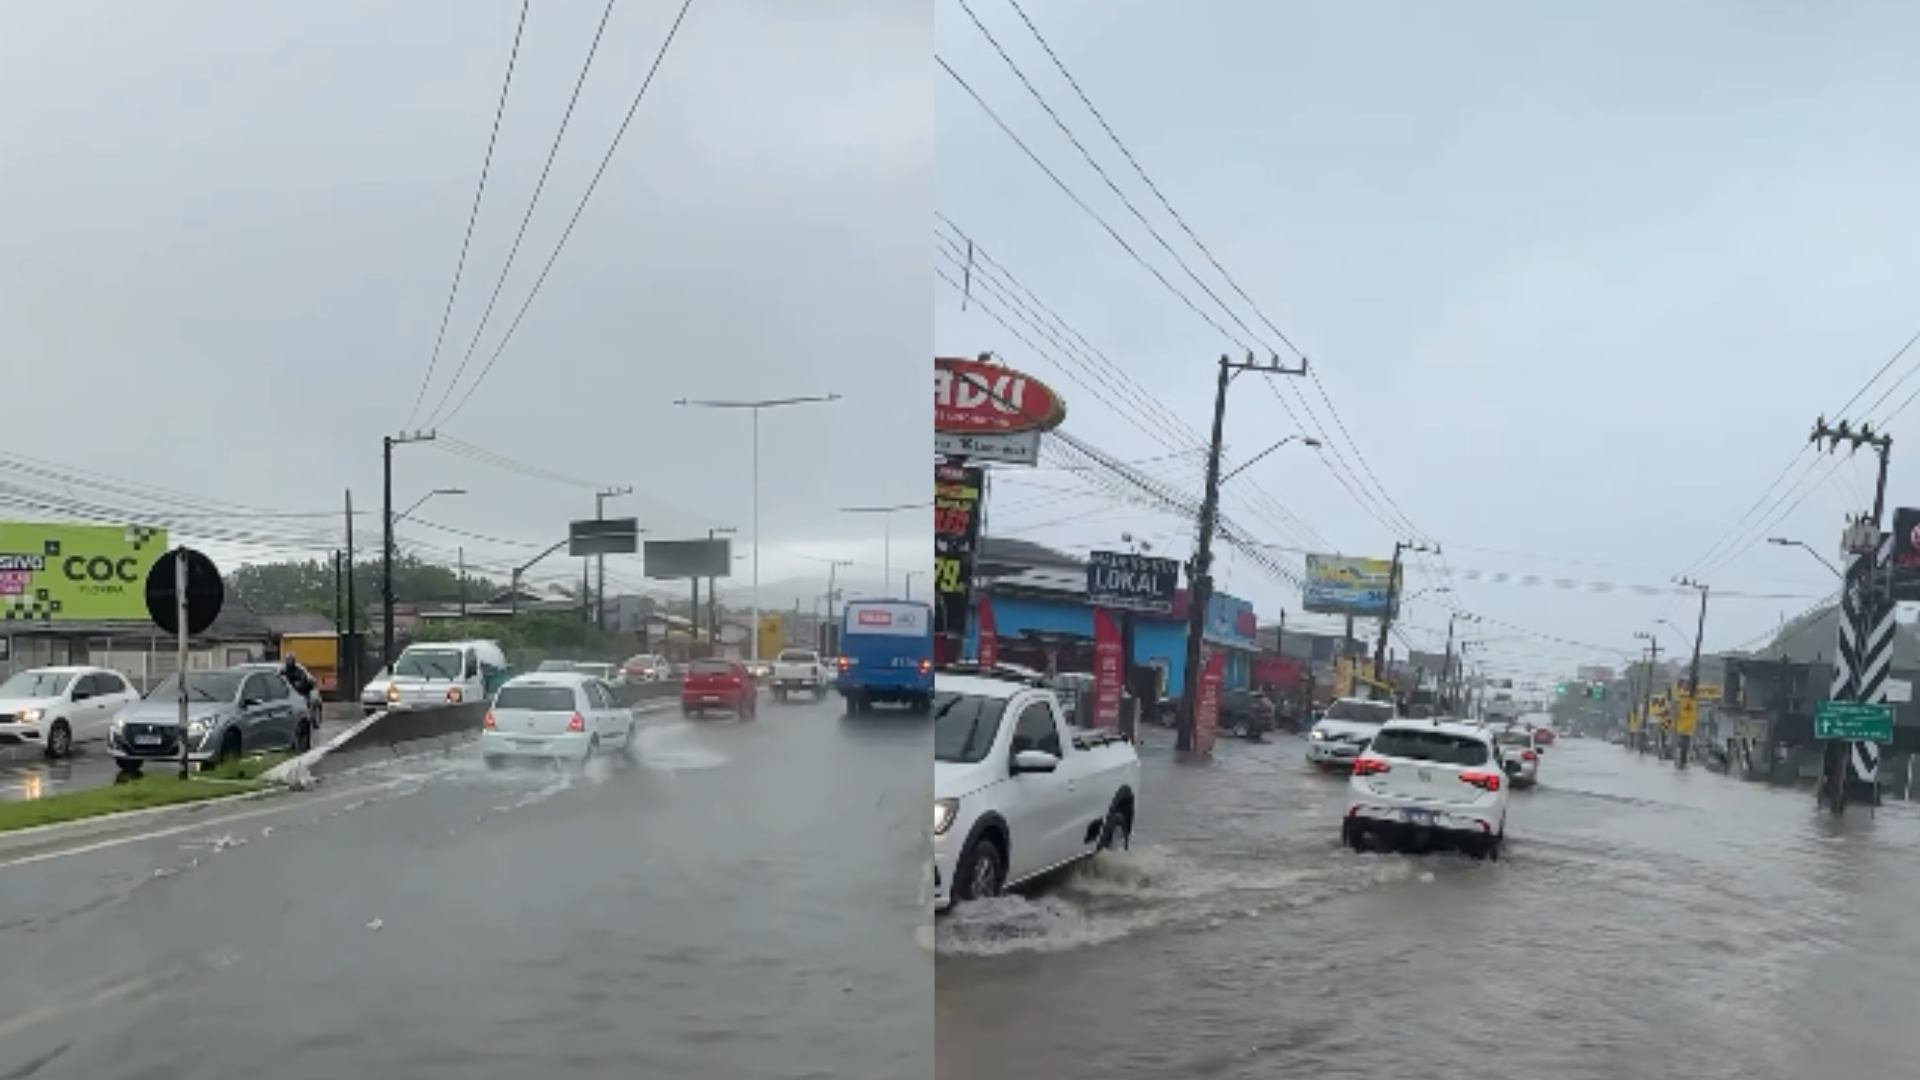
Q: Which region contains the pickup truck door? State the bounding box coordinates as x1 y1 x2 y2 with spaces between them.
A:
1005 697 1083 879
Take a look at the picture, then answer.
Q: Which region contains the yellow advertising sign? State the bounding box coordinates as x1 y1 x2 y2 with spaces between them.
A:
0 523 168 622
1693 684 1722 702
1675 695 1699 736
758 613 784 661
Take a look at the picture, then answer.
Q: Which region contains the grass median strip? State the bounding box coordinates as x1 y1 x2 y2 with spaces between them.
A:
0 773 265 834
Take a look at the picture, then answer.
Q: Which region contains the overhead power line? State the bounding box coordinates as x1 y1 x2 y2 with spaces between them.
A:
424 0 623 429
436 0 700 427
407 0 533 430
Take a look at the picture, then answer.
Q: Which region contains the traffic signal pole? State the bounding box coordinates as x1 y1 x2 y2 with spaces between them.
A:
1675 577 1710 771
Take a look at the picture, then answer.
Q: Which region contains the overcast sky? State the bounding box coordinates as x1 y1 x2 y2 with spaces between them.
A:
935 0 1920 685
0 0 926 609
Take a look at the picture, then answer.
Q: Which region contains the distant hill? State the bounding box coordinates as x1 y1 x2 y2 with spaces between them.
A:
710 573 900 612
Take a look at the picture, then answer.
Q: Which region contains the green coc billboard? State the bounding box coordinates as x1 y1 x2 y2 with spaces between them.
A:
0 523 169 622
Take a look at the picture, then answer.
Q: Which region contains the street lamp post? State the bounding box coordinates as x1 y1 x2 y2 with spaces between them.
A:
903 569 924 600
707 526 737 643
384 484 465 668
840 502 928 594
1767 536 1844 579
675 394 840 662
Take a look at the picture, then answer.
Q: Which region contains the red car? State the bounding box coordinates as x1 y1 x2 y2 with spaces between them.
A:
1530 725 1556 748
681 659 758 719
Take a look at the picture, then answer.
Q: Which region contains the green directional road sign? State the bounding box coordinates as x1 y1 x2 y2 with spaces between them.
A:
1815 700 1894 742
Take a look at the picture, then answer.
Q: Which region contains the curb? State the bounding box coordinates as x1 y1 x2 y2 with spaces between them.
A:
0 785 285 844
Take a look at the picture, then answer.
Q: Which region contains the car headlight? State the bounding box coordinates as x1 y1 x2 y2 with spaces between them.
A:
188 719 211 738
386 685 401 703
111 716 125 734
1309 729 1325 741
934 798 958 837
15 708 42 725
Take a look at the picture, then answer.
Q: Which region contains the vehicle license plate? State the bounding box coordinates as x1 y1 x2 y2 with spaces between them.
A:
703 695 721 703
1401 809 1436 825
133 735 161 746
511 739 538 748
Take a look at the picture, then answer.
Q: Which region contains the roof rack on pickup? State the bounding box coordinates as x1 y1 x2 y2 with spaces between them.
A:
936 661 1050 687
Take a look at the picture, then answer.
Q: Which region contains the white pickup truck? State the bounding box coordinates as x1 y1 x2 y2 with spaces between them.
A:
932 665 1141 911
770 648 830 702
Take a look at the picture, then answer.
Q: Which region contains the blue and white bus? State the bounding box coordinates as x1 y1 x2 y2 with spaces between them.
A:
838 598 934 713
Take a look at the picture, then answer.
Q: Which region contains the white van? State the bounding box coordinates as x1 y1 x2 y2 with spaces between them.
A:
377 640 511 712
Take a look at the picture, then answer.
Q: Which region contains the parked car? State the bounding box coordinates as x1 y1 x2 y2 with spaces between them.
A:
233 662 324 733
111 668 315 774
0 665 141 759
480 672 636 769
1343 717 1509 859
682 659 759 719
1306 697 1397 770
933 666 1140 910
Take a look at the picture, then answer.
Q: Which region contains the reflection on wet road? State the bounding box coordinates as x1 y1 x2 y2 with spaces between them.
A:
0 695 931 1079
0 744 119 802
936 730 1920 1079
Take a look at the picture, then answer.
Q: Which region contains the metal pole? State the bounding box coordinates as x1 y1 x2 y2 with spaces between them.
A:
175 549 190 780
752 407 761 663
458 547 468 617
382 435 394 670
344 489 358 691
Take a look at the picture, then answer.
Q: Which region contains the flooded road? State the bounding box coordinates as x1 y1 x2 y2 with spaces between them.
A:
936 729 1920 1079
0 694 931 1079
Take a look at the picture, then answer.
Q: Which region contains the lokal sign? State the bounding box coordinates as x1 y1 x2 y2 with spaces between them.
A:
1085 550 1179 614
934 356 1067 435
934 429 1043 466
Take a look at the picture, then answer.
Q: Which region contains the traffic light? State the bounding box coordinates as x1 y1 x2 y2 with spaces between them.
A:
1588 684 1605 700
1556 683 1567 696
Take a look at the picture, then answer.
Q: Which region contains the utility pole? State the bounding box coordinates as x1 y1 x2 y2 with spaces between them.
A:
594 487 633 631
382 430 436 670
1675 576 1710 770
708 526 736 648
1634 632 1661 756
824 558 851 655
1176 352 1310 754
1374 539 1437 681
333 551 345 634
1440 612 1457 712
1812 416 1896 811
344 489 359 689
458 547 468 617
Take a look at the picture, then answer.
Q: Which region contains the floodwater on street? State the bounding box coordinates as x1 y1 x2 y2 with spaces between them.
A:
0 693 932 1080
936 729 1920 1079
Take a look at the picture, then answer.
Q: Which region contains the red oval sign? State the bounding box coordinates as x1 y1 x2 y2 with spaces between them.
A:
934 357 1068 435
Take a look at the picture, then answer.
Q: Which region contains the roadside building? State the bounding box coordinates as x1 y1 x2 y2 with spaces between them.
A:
0 607 278 692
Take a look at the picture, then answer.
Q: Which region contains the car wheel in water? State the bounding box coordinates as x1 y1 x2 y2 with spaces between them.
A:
294 722 312 753
44 720 71 760
955 835 1005 901
483 755 506 771
218 729 243 765
620 724 639 764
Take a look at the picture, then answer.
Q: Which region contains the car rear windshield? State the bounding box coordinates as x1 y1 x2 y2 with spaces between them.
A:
689 661 735 677
934 692 1007 764
1324 699 1394 724
1494 729 1533 747
778 651 817 663
1370 727 1490 767
495 685 578 712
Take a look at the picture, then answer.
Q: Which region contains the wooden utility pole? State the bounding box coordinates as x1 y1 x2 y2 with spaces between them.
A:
1176 352 1309 753
1374 539 1435 681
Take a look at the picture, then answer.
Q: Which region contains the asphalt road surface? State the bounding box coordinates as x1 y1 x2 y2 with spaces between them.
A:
936 729 1920 1079
0 690 931 1079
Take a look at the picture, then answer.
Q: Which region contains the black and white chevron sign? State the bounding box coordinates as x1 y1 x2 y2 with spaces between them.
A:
1834 531 1895 784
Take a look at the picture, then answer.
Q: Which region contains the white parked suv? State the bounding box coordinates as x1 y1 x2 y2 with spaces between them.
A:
1343 717 1509 859
481 672 637 770
933 665 1141 911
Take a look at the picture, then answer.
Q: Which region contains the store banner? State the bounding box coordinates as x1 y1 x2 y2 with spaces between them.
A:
1195 647 1225 754
975 594 998 669
1091 608 1123 728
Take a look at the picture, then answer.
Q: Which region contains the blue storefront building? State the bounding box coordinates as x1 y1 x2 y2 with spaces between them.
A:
962 539 1260 696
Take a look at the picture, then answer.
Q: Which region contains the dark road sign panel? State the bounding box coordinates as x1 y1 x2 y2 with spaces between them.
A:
145 547 224 636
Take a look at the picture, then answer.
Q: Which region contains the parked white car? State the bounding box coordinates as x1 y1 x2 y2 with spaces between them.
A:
770 648 829 701
480 672 637 770
1343 717 1510 859
0 666 141 759
933 666 1141 911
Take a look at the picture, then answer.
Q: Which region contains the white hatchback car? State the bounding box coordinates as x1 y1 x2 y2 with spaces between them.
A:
0 665 141 759
480 672 636 769
1491 725 1540 789
1342 717 1509 859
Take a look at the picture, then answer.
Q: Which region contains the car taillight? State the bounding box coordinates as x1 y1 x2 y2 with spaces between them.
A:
1352 757 1390 776
447 687 463 703
919 658 931 674
568 713 585 733
1461 770 1502 792
1521 750 1537 762
483 711 496 729
838 657 851 671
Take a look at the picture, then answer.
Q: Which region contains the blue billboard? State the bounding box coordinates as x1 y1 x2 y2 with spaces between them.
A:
1203 592 1257 649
